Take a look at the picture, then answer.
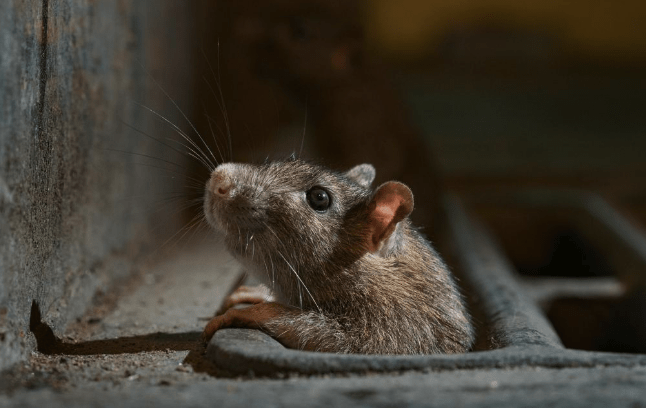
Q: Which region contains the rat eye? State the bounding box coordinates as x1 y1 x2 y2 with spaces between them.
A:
306 187 331 212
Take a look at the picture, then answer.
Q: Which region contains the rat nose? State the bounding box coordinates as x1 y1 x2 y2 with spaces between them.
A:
210 166 234 197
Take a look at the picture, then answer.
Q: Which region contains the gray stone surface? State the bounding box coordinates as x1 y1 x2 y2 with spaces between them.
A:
0 0 201 370
96 240 241 339
0 235 242 397
2 234 646 407
209 329 646 376
3 366 646 408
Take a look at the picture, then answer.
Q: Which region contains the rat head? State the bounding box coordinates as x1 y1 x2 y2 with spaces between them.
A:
203 159 414 303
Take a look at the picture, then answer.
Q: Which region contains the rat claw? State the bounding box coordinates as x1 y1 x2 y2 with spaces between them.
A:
216 284 275 315
201 330 212 344
202 313 230 344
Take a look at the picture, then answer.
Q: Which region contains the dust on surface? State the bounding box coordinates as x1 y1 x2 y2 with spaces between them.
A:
1 236 243 395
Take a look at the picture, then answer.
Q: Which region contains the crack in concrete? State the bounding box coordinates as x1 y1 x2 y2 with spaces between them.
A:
35 0 49 142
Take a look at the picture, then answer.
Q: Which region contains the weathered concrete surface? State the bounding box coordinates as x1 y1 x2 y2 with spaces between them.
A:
210 329 646 376
0 236 237 393
0 0 204 371
82 236 242 341
1 235 645 407
3 366 646 408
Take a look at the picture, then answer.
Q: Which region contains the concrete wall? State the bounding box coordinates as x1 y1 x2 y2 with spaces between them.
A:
0 0 202 370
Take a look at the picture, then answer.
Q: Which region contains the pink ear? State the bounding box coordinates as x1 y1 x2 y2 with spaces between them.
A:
366 182 414 252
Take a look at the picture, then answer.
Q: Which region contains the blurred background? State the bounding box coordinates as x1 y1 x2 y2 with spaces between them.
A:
367 0 646 187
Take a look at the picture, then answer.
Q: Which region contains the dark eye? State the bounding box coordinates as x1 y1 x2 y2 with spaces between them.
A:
306 187 331 212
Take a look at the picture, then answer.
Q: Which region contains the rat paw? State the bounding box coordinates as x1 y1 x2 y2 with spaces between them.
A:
216 284 275 315
201 313 230 343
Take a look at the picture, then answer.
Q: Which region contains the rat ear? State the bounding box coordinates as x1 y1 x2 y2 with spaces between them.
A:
345 164 375 187
365 182 414 253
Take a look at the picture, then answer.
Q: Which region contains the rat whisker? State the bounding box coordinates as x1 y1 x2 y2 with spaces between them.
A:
162 135 216 171
299 99 307 159
116 198 194 226
154 198 204 219
138 60 219 169
117 195 202 219
120 118 202 164
242 123 258 164
269 253 276 290
276 249 321 313
262 257 270 284
204 111 226 165
178 213 208 244
133 101 215 171
202 76 231 162
197 218 212 247
159 211 206 250
202 44 233 161
129 162 207 187
103 148 189 171
185 216 209 246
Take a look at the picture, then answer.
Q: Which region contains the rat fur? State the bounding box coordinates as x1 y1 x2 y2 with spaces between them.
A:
202 159 473 354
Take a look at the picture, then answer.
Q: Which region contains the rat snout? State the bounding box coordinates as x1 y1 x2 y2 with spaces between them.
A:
205 162 267 235
212 174 233 197
209 164 236 198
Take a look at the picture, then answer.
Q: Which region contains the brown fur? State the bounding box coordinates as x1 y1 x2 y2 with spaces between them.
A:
202 160 473 354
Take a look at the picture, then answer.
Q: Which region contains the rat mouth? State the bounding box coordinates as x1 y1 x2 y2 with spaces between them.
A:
223 222 272 260
223 212 268 233
204 188 268 231
209 201 269 234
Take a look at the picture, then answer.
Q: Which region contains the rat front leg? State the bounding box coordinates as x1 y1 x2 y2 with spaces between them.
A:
216 284 275 315
202 302 304 348
202 303 350 352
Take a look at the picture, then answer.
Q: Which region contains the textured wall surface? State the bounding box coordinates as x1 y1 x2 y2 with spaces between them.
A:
0 0 201 370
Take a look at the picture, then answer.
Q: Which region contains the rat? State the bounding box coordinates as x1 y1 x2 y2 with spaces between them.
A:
201 158 474 354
